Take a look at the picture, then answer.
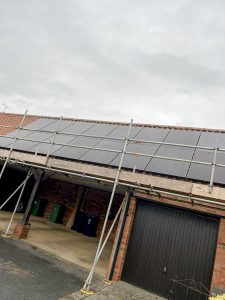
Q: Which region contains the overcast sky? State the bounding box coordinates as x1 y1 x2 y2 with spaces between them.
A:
0 1 225 128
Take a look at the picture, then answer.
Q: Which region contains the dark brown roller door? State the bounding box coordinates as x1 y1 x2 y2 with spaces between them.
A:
122 200 219 299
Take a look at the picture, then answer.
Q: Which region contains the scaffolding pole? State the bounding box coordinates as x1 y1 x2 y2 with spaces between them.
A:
83 198 125 286
107 191 131 280
45 116 63 165
82 119 133 292
3 169 33 236
209 146 218 193
0 109 28 181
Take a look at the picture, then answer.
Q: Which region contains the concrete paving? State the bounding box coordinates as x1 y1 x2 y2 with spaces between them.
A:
0 235 100 300
0 213 164 300
60 281 165 300
0 211 112 276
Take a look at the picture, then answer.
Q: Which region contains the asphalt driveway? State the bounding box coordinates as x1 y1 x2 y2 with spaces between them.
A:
0 235 96 300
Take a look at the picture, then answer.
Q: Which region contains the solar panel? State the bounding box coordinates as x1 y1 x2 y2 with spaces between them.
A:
84 123 117 136
107 125 142 138
110 142 158 170
26 120 84 155
134 127 170 141
60 121 96 134
197 132 225 148
53 136 101 160
214 165 225 185
0 137 12 148
187 131 225 184
3 116 225 186
50 121 98 156
165 129 201 144
4 118 58 149
80 140 124 165
11 131 54 153
145 130 201 178
146 145 193 177
20 118 56 131
187 148 225 184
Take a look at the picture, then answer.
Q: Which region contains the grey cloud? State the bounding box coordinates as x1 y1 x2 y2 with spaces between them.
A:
0 0 225 128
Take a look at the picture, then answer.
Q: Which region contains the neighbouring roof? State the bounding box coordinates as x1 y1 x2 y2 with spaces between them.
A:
0 112 225 186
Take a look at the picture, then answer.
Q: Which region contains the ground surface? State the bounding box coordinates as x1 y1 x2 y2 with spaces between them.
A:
60 281 164 300
0 211 112 276
0 236 95 300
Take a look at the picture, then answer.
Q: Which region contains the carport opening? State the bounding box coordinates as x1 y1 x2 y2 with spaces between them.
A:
0 166 124 277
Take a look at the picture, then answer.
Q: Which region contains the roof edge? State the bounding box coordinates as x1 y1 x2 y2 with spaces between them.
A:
1 111 224 133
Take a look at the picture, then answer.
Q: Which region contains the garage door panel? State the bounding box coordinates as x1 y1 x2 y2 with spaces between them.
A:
122 200 219 299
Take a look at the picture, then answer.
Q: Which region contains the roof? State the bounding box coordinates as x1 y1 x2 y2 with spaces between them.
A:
0 112 224 186
0 113 39 135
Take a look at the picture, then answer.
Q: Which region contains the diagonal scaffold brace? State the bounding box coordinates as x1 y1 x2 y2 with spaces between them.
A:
3 169 33 237
81 119 133 294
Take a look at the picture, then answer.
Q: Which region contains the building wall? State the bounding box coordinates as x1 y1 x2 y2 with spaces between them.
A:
38 179 79 225
212 218 225 293
82 188 123 241
37 178 123 240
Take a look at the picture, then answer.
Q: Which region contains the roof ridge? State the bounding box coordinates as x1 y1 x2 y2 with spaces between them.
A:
1 112 224 133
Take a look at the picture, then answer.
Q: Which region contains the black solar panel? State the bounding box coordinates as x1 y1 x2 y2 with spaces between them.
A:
110 142 158 170
53 136 102 160
80 140 123 165
0 136 14 148
2 116 225 186
107 125 142 138
146 130 201 178
3 119 58 150
187 132 225 184
146 146 194 177
196 132 225 148
84 123 117 136
61 121 96 134
134 127 170 141
26 120 83 155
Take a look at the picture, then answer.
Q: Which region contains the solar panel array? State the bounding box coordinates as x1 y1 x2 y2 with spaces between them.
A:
0 117 225 185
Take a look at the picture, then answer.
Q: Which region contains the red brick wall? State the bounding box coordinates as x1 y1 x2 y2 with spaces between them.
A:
212 218 225 291
37 178 123 240
108 196 137 281
38 179 79 225
82 188 123 241
0 113 39 135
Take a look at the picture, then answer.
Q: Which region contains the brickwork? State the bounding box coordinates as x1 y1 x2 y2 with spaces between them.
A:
38 179 79 225
108 196 137 281
0 113 39 135
13 222 31 239
82 189 123 241
37 178 123 240
212 218 225 291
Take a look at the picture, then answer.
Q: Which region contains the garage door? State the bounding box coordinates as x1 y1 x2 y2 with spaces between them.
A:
122 200 219 299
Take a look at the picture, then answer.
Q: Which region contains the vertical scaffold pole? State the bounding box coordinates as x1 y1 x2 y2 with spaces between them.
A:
45 116 63 165
3 169 33 236
0 109 28 181
209 147 218 193
84 198 126 286
82 119 133 292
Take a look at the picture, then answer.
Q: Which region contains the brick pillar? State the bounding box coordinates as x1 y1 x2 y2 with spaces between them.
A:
13 223 31 239
211 218 225 293
13 171 43 240
107 196 137 281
